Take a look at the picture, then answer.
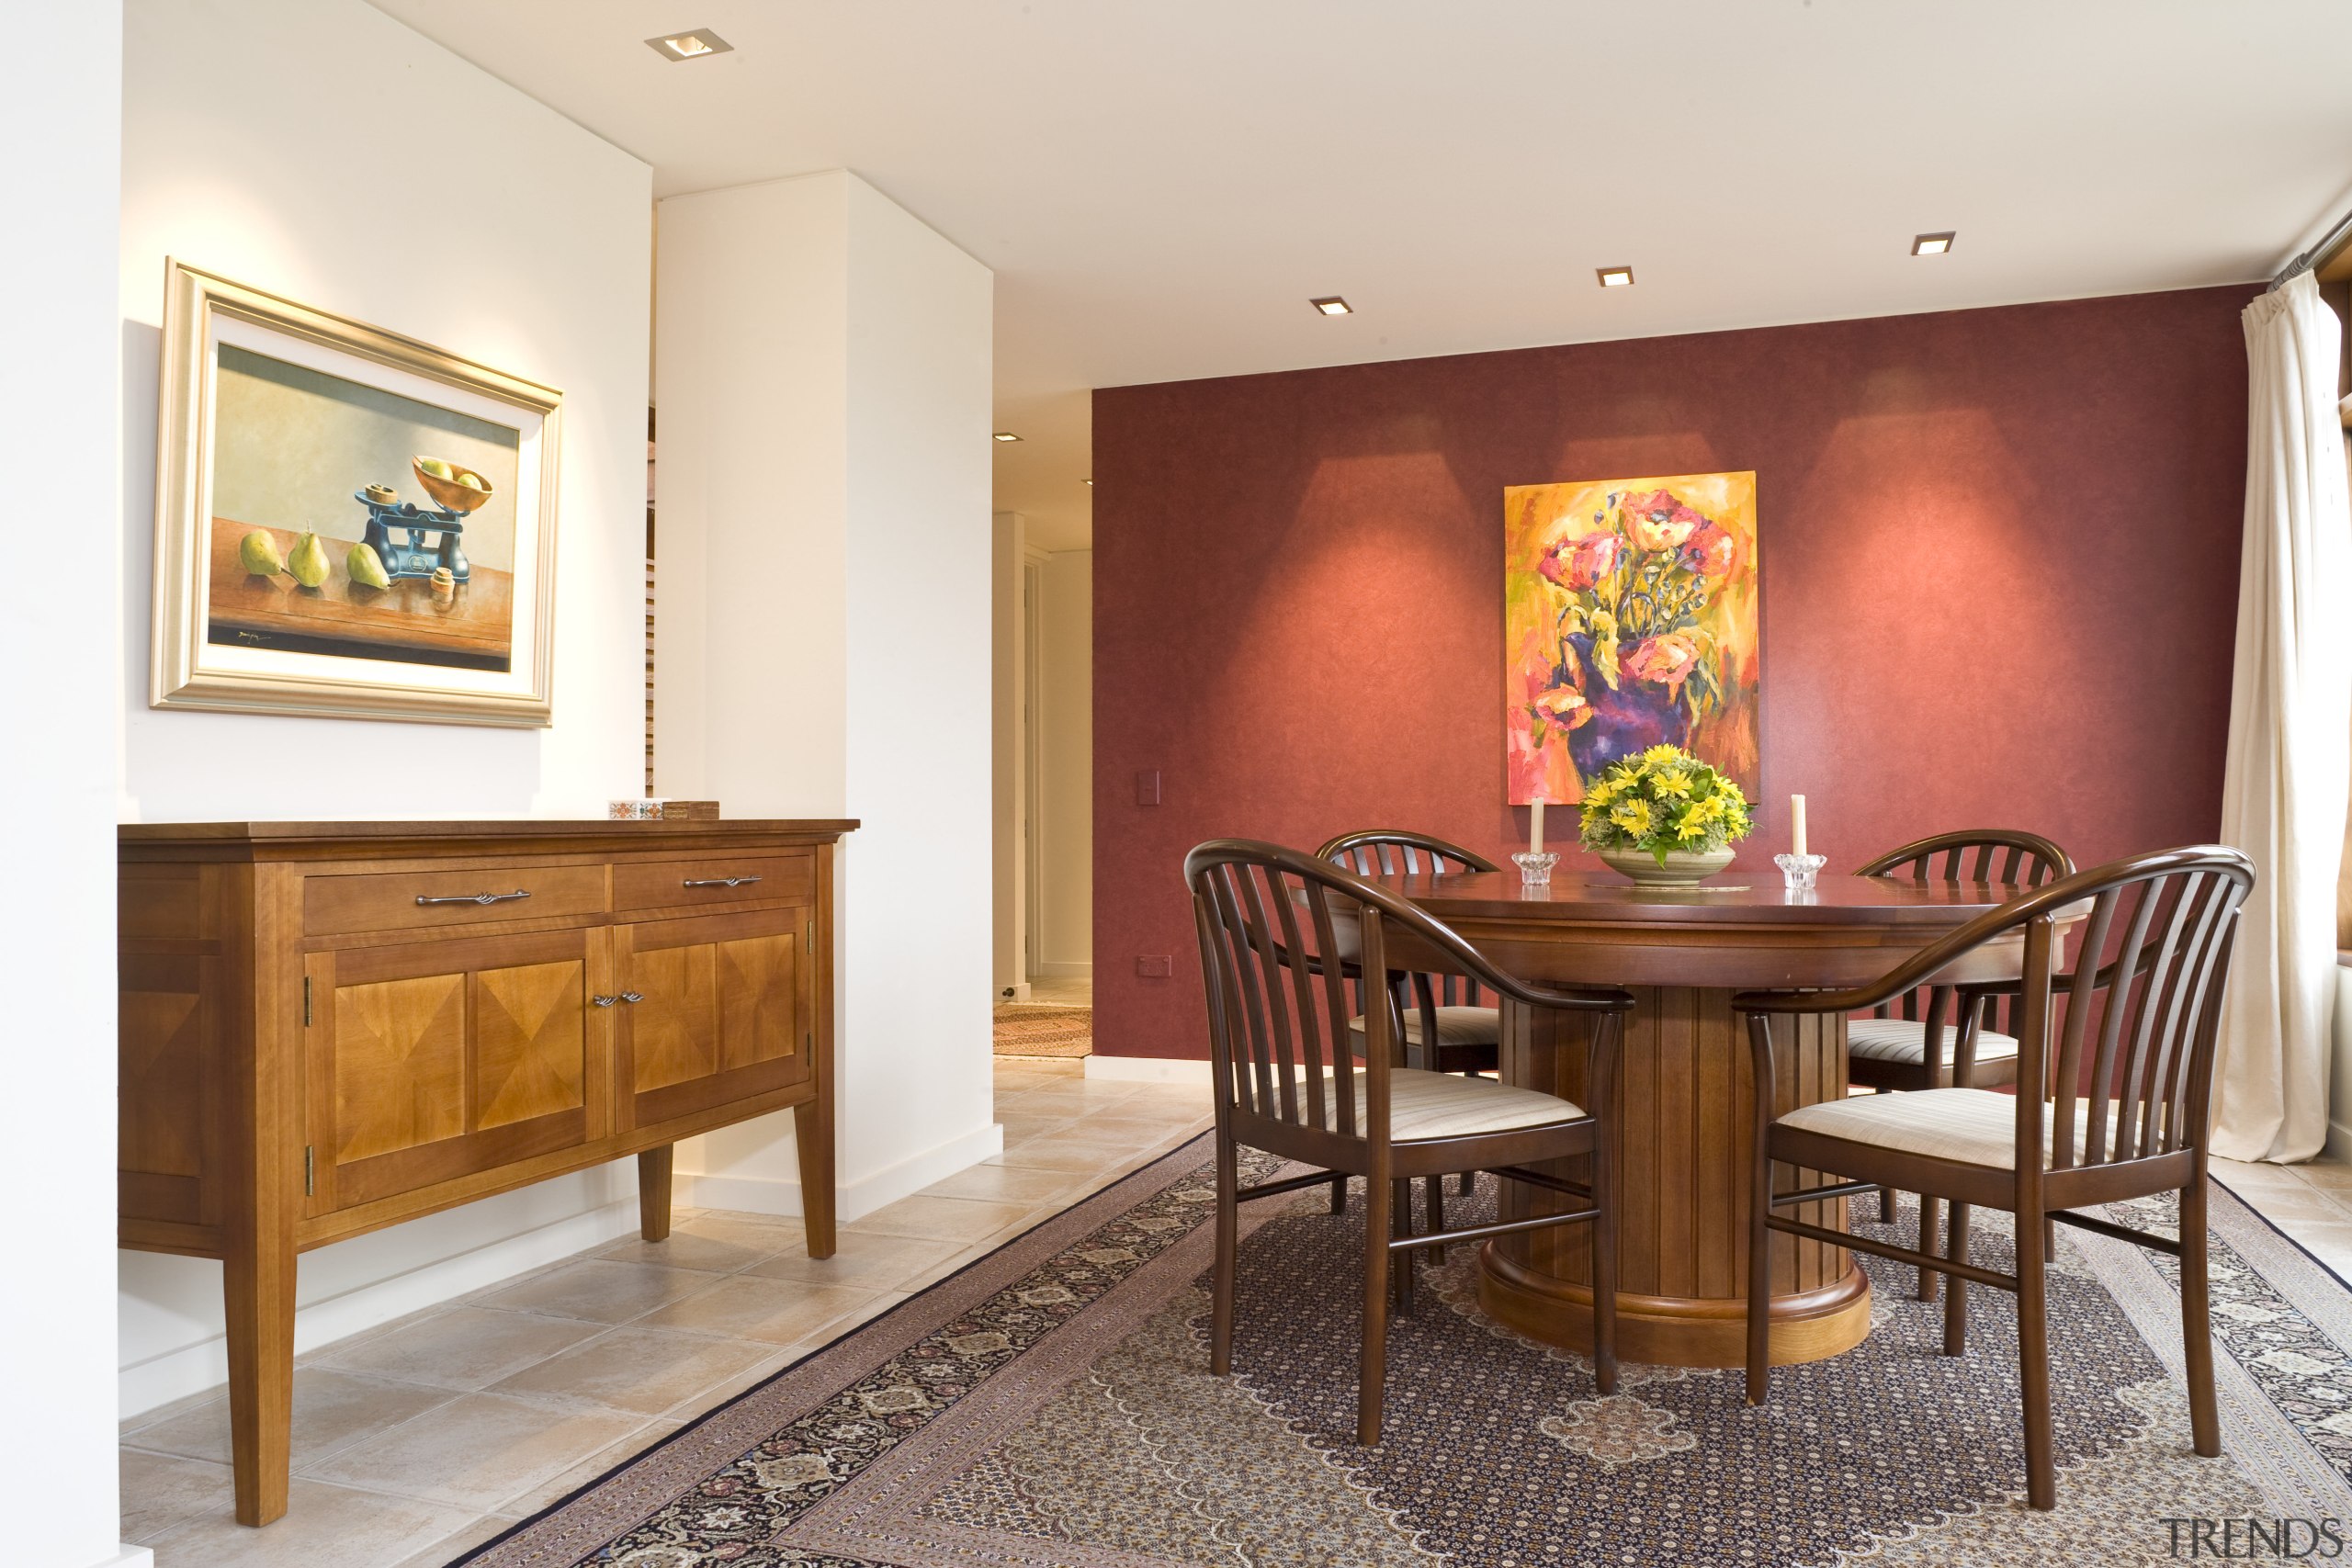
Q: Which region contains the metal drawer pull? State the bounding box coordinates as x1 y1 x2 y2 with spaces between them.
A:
683 875 763 889
415 889 533 907
619 991 644 1004
592 995 620 1008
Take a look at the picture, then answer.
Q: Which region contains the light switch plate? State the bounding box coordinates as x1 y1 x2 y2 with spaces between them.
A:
1136 955 1172 978
1136 769 1162 806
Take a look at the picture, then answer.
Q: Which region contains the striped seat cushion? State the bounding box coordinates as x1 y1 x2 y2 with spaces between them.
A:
1776 1087 2131 1169
1347 1006 1501 1049
1270 1067 1581 1143
1848 1017 2022 1066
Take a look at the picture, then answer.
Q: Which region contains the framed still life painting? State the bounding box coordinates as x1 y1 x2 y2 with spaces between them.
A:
151 261 562 726
1505 471 1760 803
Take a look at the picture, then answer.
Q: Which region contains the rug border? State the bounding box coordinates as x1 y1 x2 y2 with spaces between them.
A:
454 1130 1218 1568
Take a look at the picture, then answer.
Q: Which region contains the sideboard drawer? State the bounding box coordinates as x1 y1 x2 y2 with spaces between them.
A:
304 863 608 935
613 852 814 913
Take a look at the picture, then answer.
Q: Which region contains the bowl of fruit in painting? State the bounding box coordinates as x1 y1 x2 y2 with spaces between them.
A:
412 456 495 513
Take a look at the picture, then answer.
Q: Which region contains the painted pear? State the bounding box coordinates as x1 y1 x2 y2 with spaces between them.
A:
346 540 390 589
419 457 453 479
288 530 332 589
457 470 487 491
238 528 287 577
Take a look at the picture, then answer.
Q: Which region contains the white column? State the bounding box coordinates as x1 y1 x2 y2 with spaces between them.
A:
3 4 144 1562
656 171 999 1218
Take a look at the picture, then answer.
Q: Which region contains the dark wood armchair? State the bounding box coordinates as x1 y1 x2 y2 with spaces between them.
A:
1187 838 1634 1442
1736 846 2255 1509
1853 829 2074 1296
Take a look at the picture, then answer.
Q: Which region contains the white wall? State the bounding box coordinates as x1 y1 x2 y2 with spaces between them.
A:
117 0 652 1416
1035 550 1094 976
6 3 137 1560
991 513 1028 997
656 170 999 1219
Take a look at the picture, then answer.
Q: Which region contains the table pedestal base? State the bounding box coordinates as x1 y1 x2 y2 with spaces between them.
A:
1477 1246 1871 1368
1485 986 1871 1369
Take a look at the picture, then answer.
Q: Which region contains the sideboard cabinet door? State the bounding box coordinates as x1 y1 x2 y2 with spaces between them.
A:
302 928 611 1213
615 906 815 1134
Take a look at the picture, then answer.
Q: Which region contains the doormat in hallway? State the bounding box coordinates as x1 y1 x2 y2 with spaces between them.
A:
459 1140 2352 1568
991 1003 1091 1057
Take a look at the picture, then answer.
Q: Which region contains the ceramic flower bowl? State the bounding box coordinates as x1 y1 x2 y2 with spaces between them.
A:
1596 846 1736 888
413 457 494 513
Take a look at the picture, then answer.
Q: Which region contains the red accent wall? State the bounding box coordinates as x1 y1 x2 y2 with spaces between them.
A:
1092 286 2254 1060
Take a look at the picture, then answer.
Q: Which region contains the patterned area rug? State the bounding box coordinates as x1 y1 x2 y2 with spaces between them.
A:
992 1004 1092 1058
459 1140 2352 1568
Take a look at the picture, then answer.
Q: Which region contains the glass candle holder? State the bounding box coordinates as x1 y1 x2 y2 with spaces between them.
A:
1775 852 1827 893
1513 851 1559 887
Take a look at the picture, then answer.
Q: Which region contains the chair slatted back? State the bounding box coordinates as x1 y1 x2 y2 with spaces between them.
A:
1966 848 2254 1170
1186 839 1627 1144
1317 829 1498 1026
1193 846 1386 1139
1857 829 2074 1042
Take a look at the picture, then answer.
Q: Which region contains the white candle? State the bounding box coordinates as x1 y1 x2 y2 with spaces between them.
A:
1530 796 1545 855
1791 794 1808 858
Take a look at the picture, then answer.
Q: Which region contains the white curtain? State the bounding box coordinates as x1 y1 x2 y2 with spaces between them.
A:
2212 270 2352 1164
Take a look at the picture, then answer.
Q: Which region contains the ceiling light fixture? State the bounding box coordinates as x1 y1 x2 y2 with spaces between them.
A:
1084 479 1094 486
993 432 1022 443
1309 297 1351 316
1596 266 1634 288
645 29 733 61
1911 231 1956 256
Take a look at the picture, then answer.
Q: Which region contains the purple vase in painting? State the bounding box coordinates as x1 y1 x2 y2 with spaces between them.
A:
1562 633 1690 780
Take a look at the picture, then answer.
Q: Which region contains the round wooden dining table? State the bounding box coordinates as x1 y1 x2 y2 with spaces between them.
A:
1370 867 2038 1370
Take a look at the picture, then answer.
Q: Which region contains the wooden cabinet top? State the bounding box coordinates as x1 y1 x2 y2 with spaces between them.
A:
119 818 860 859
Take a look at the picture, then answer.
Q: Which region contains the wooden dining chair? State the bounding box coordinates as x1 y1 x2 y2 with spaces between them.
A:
1854 829 2075 1297
1736 846 2255 1510
1187 838 1634 1443
1319 829 1503 1226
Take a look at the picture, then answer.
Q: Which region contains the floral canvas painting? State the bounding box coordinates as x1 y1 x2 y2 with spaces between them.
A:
1505 471 1760 804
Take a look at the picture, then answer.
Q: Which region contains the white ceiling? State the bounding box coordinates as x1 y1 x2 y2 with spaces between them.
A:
369 1 2352 552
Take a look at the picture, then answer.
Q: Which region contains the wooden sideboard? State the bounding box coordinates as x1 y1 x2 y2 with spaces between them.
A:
117 818 856 1527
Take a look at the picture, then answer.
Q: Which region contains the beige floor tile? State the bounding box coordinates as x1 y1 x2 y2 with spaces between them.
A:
998 1088 1138 1118
989 1139 1129 1176
474 1258 722 1324
593 1228 786 1272
995 1112 1079 1143
2279 1222 2352 1274
314 1306 606 1391
386 1511 524 1568
634 1276 882 1345
670 1211 807 1250
490 1326 777 1416
303 1393 646 1512
143 1478 475 1568
123 1383 226 1440
2290 1162 2352 1190
745 1229 963 1290
122 1449 235 1546
851 1192 1035 1241
920 1163 1092 1205
493 1418 684 1516
2236 1189 2352 1226
127 1368 455 1470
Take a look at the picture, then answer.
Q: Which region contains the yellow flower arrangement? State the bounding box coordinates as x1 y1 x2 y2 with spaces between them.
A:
1577 744 1752 865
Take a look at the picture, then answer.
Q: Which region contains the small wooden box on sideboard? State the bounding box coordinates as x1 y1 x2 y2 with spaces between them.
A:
117 818 857 1527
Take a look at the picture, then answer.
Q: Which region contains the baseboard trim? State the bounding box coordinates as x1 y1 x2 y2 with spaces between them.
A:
83 1549 154 1568
2328 1119 2352 1166
119 1195 639 1419
683 1121 1008 1224
1085 1055 1213 1085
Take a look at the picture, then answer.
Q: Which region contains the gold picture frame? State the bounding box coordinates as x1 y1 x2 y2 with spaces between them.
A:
151 260 562 726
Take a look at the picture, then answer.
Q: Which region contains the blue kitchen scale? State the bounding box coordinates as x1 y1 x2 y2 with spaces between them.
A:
355 489 471 582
